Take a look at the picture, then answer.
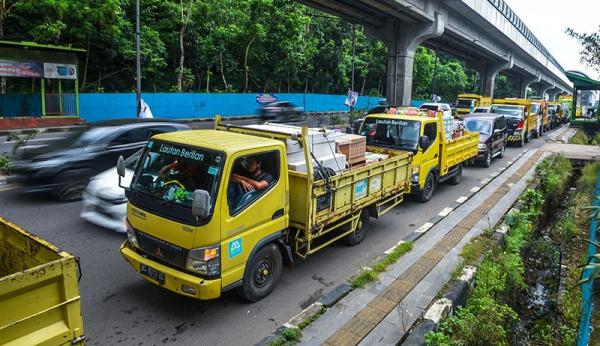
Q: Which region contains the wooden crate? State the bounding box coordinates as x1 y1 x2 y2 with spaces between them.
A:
336 134 366 164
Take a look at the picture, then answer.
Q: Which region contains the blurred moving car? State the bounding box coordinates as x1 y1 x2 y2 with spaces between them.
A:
419 102 452 117
80 150 140 233
258 101 304 121
10 121 190 201
463 113 507 167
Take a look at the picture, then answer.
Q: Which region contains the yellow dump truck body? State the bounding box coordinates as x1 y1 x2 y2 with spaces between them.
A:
456 94 492 115
0 217 84 345
493 98 540 139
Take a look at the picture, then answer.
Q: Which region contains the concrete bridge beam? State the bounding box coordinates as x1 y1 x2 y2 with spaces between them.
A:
518 73 541 99
367 12 445 105
475 57 514 98
536 81 555 99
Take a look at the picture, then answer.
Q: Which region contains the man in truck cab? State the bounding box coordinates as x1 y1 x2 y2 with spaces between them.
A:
228 155 274 212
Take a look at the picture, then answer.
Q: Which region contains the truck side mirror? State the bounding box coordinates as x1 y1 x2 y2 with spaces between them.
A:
192 190 211 220
419 135 430 150
117 155 126 189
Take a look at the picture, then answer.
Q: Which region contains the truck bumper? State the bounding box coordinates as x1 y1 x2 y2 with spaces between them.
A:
120 242 221 300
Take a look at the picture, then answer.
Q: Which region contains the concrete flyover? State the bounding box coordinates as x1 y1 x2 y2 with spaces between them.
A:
298 0 573 104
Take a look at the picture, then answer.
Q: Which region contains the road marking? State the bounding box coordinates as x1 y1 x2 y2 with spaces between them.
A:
506 182 514 187
456 196 468 203
384 246 397 255
438 207 453 217
481 178 490 184
415 222 434 234
470 186 481 193
489 172 498 178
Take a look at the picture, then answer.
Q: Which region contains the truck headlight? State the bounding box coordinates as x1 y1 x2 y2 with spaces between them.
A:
411 165 420 183
126 220 139 248
478 143 488 150
187 245 221 276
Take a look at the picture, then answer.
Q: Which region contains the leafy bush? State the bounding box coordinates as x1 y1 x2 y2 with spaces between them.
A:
569 130 589 144
0 154 12 175
535 156 571 199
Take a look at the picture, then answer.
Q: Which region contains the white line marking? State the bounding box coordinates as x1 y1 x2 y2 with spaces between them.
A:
470 186 481 193
397 240 407 246
506 183 514 187
481 178 491 184
415 222 434 234
438 207 453 217
384 246 397 255
489 172 498 178
456 196 468 203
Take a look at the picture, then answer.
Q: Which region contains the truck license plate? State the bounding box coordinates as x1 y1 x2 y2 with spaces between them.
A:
140 264 165 284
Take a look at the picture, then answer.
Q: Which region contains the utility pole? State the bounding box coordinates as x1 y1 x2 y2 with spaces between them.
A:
135 0 142 117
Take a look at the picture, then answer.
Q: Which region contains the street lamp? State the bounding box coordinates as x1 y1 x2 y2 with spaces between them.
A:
135 0 141 117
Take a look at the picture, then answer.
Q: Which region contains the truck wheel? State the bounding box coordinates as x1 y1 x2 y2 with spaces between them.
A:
417 172 436 203
54 170 94 202
238 243 282 302
524 131 530 143
345 209 370 246
449 164 462 185
482 150 492 168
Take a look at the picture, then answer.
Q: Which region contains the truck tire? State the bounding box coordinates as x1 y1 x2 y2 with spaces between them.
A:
54 169 95 202
449 164 462 185
345 209 370 246
417 172 436 203
524 131 530 143
238 243 282 302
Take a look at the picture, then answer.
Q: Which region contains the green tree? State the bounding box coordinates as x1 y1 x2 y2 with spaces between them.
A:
567 26 600 74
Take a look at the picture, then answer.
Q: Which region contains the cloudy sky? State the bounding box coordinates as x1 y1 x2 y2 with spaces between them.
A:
503 0 599 79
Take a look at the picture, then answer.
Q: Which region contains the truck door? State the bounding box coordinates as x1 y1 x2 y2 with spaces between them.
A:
419 121 439 186
220 149 286 288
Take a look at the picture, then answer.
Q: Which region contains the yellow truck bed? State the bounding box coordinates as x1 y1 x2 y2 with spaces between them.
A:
289 148 412 256
440 132 479 174
0 217 84 345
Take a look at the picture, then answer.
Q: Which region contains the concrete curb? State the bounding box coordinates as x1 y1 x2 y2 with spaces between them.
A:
0 125 85 136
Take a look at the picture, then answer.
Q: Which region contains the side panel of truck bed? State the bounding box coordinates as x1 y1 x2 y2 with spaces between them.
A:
441 132 479 174
0 218 84 346
289 150 412 230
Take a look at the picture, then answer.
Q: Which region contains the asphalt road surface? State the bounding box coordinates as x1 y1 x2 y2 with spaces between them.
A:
0 125 549 346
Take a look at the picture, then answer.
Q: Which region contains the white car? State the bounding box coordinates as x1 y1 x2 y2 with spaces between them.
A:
80 150 140 233
419 102 453 118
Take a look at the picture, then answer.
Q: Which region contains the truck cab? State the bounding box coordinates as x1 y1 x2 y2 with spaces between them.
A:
492 98 541 144
359 111 478 202
120 130 289 300
456 94 492 117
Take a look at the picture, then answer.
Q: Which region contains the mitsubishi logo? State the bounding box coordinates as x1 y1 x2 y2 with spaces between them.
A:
155 246 164 258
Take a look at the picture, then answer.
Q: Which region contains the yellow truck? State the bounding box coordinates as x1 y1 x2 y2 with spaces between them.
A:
119 118 412 301
0 217 85 345
358 111 479 202
492 98 541 146
456 94 492 116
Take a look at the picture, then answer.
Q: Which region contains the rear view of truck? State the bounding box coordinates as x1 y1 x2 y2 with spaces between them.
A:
0 217 84 345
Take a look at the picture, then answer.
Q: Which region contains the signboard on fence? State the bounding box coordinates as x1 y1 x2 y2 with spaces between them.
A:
44 63 77 80
345 90 358 108
256 93 277 104
0 60 43 78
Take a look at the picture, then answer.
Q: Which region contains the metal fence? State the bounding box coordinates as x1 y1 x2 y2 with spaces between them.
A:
44 93 77 116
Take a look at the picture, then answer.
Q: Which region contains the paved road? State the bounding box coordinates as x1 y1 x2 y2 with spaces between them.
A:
0 126 549 346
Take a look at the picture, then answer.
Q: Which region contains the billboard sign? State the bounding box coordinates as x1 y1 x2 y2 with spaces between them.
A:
0 60 43 78
44 63 77 80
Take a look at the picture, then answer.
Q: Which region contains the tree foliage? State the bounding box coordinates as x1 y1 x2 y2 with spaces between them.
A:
567 26 600 74
1 0 482 100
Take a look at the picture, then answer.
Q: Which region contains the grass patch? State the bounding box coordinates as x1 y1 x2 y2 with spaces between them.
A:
0 154 12 175
297 307 325 330
268 327 302 346
460 234 496 266
569 129 589 144
350 241 413 288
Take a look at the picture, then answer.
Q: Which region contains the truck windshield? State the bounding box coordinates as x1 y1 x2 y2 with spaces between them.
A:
490 105 523 119
129 140 224 223
457 99 475 108
360 117 420 152
531 104 540 114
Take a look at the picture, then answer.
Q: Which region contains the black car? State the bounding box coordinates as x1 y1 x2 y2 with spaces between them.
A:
10 121 190 201
463 113 507 167
258 101 304 121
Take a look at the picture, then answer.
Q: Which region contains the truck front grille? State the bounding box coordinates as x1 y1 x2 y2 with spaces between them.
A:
135 230 188 269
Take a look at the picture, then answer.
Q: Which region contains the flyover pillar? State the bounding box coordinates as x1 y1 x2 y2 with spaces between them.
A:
518 73 541 98
548 88 561 101
536 82 554 99
368 12 444 105
476 57 513 99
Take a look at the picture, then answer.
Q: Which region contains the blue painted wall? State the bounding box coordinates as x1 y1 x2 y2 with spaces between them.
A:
79 93 385 122
0 94 42 117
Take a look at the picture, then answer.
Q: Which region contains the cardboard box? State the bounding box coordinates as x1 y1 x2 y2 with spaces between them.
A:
335 134 366 164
